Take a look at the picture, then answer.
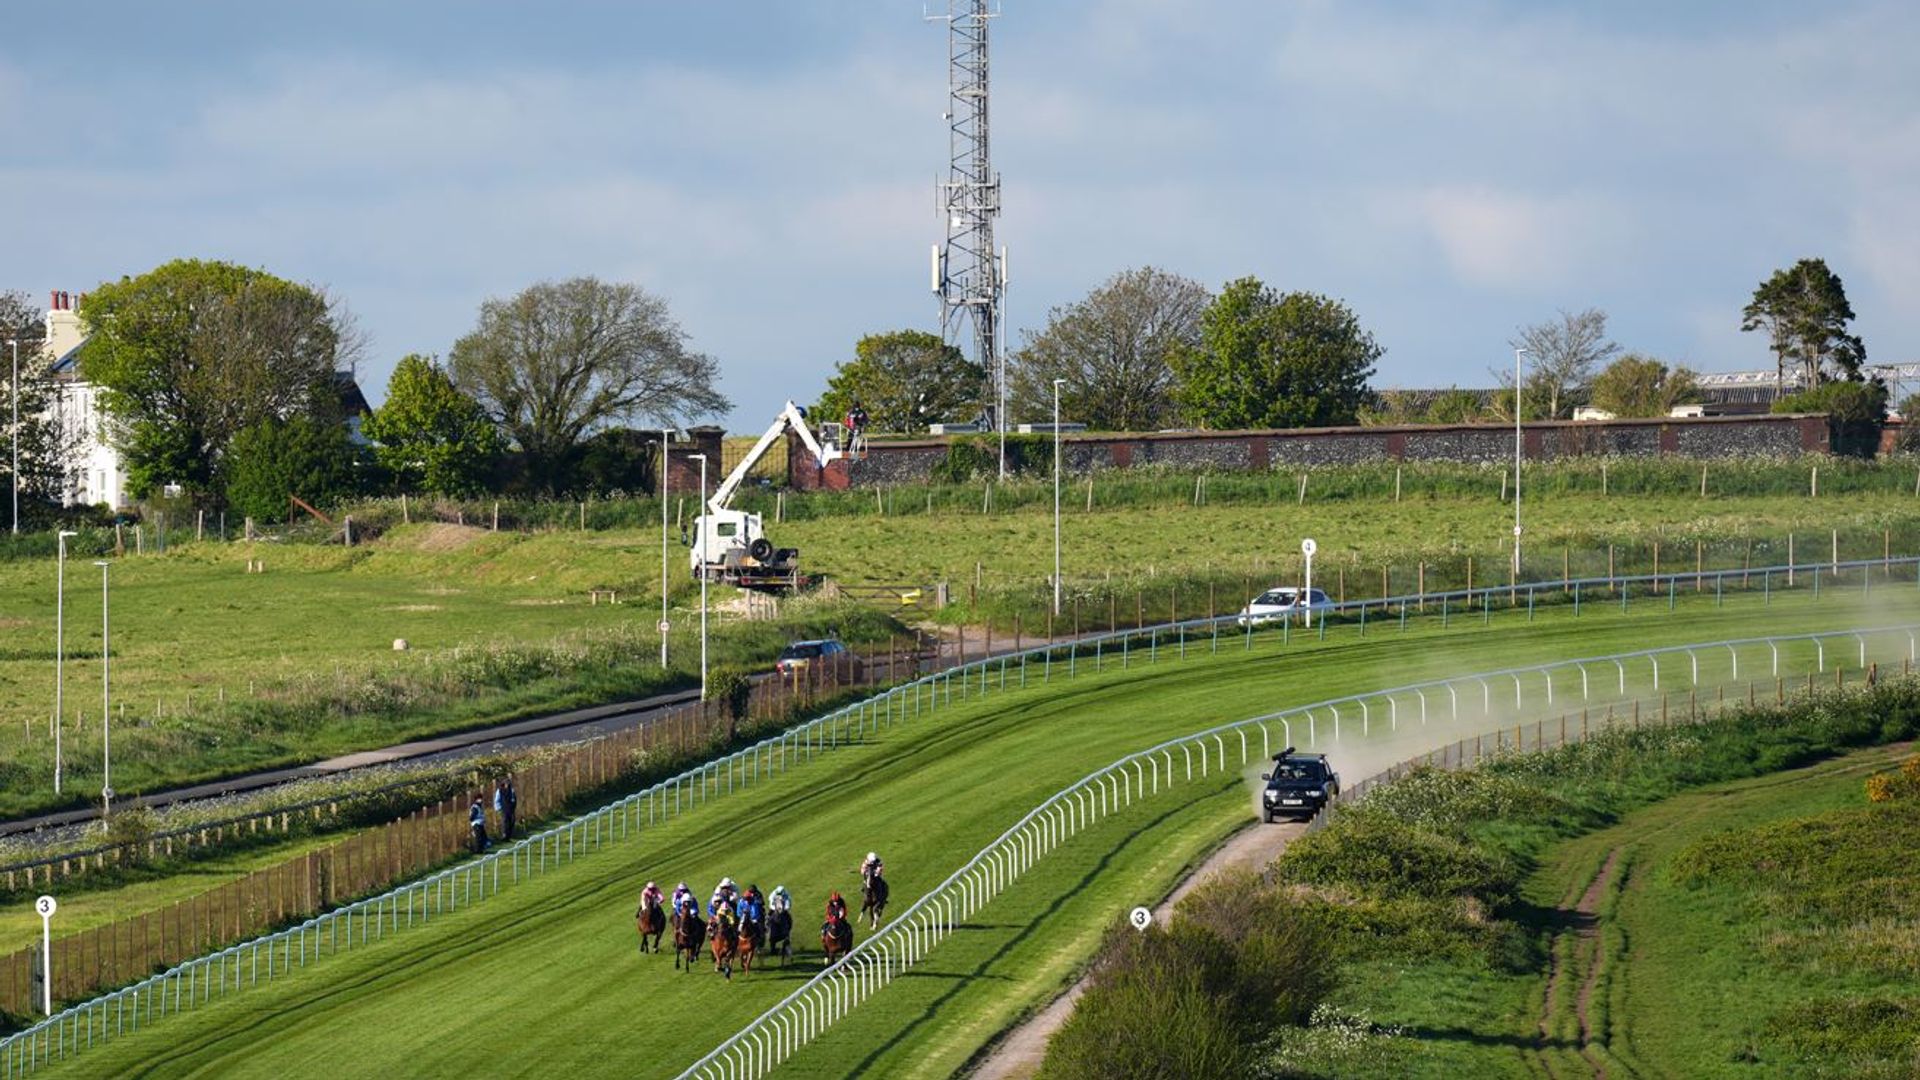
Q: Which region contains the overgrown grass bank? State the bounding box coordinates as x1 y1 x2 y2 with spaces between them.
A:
1142 681 1920 1079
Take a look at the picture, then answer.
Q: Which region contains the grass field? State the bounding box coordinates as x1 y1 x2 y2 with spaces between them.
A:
0 526 904 819
1316 745 1917 1079
27 588 1919 1076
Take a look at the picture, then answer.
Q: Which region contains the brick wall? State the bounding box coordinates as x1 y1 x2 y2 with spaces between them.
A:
787 414 1833 489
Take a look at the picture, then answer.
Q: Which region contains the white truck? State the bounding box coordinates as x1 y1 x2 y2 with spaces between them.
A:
689 400 851 590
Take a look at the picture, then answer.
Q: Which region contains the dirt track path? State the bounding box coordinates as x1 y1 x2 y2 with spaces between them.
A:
967 818 1307 1079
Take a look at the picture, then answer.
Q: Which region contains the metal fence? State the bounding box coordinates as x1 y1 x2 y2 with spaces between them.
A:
3 549 1917 1074
673 623 1920 1079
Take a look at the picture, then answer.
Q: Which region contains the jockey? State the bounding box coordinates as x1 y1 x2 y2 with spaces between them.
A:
639 880 664 911
709 877 738 918
738 885 764 925
768 885 792 914
825 890 849 924
859 851 885 887
670 881 694 915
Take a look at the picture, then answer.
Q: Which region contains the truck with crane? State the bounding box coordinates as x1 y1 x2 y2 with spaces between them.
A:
688 400 854 591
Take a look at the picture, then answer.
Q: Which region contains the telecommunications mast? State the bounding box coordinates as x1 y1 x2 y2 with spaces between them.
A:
930 0 1008 476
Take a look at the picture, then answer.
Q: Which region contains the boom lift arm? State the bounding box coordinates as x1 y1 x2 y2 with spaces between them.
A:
706 400 835 512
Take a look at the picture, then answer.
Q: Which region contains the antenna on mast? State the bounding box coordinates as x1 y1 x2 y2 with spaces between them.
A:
929 0 1007 477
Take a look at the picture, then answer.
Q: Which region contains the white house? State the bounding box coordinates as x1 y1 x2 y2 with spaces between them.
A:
42 289 129 508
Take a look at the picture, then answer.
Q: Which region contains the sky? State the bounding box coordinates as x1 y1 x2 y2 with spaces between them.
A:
3 1 1916 429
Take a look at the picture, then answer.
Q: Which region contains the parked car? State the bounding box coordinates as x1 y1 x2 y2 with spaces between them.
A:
1235 586 1332 627
775 639 862 679
1260 749 1340 823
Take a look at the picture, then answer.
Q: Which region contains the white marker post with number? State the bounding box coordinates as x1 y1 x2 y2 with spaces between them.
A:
35 894 55 1015
1301 538 1318 629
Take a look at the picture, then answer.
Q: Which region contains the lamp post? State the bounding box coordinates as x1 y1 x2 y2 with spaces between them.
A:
689 453 708 699
661 428 672 668
94 559 111 820
1052 379 1065 617
8 338 18 535
1513 347 1528 579
54 530 76 794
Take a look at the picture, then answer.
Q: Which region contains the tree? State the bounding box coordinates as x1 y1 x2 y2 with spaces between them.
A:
1774 379 1887 458
1425 388 1487 424
361 355 501 497
572 428 661 497
1741 258 1865 389
0 291 80 513
77 259 354 502
1508 308 1618 419
1169 278 1380 430
224 416 361 522
1587 355 1701 417
813 330 983 435
1009 267 1210 431
448 277 727 492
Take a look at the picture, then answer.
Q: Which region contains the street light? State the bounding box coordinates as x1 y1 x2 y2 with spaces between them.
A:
54 530 77 795
1513 346 1528 579
661 428 672 669
689 453 709 699
94 559 112 820
8 338 18 535
1052 379 1066 617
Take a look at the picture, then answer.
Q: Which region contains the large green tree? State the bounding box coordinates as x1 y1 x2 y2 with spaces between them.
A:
77 259 352 502
361 355 501 497
1009 267 1210 431
1587 354 1701 417
448 277 727 493
1169 278 1381 430
1 290 79 513
224 416 361 522
812 330 984 435
1741 258 1865 389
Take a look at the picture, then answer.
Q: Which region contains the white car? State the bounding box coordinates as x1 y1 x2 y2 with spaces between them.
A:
1235 586 1333 627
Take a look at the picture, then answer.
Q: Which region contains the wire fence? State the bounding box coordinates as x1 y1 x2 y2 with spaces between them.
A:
3 551 1918 1073
673 623 1920 1079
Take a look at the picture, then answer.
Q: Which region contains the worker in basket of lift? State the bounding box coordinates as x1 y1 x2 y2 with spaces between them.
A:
844 400 870 454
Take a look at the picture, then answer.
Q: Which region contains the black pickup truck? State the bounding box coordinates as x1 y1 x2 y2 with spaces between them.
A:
1260 749 1340 823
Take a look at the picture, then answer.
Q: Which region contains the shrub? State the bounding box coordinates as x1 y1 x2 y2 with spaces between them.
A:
1774 379 1888 458
1275 812 1519 908
1864 755 1920 803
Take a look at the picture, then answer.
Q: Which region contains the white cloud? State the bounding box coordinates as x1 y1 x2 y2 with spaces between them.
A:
1410 187 1634 292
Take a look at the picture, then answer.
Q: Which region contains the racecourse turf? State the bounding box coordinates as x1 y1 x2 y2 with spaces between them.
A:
31 586 1920 1078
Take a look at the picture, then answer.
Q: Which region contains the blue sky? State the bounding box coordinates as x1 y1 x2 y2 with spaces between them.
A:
4 1 1915 427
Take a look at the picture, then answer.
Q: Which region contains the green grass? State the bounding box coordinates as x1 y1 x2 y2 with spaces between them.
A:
1282 732 1920 1077
0 526 905 820
23 588 1920 1074
0 829 359 954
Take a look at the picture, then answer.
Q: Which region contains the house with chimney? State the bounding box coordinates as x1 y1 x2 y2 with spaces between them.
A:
35 288 371 510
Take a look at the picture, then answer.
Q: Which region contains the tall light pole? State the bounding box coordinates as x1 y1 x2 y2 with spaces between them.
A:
8 338 18 535
660 428 672 669
1052 379 1065 617
1513 346 1528 580
94 559 112 820
689 453 708 699
54 530 76 794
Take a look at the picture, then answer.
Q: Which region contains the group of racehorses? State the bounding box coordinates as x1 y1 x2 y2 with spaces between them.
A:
635 874 890 979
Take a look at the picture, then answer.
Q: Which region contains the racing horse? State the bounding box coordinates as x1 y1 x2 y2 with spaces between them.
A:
635 895 667 954
860 873 890 930
672 901 706 972
767 906 794 966
738 907 764 973
821 912 854 966
710 909 741 980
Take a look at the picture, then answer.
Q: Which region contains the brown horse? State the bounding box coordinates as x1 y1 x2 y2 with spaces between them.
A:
673 902 706 972
767 908 794 966
821 914 854 965
710 912 741 980
636 897 667 954
738 911 761 973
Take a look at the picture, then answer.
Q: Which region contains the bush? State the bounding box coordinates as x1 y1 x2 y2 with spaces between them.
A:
1275 812 1519 908
1775 380 1888 458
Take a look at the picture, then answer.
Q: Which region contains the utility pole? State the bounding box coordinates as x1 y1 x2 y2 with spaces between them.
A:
931 0 1008 475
